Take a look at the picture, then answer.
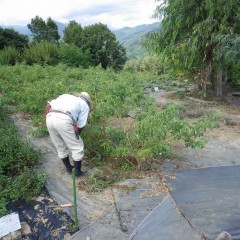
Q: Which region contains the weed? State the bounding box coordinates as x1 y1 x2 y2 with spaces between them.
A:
0 65 221 192
0 106 46 216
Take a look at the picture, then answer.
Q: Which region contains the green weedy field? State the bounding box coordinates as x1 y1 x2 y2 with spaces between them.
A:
0 64 221 214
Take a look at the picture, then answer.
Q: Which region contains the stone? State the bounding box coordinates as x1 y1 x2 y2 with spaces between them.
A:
2 235 12 240
152 86 160 92
215 231 233 240
34 204 41 210
2 230 22 240
10 230 22 240
126 110 137 118
64 233 71 240
21 221 31 235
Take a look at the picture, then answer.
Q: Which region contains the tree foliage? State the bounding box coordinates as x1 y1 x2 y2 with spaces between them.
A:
147 0 240 95
27 16 60 43
63 21 83 47
63 23 127 70
59 43 93 68
0 27 29 50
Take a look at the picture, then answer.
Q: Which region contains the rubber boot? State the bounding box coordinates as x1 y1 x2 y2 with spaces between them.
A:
73 160 86 177
61 156 73 174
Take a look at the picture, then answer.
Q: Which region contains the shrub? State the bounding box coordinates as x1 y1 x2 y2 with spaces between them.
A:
24 41 60 65
0 65 221 192
0 46 21 65
59 43 93 68
124 54 165 75
0 107 46 216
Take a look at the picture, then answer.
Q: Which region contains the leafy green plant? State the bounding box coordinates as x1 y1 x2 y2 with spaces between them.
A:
59 43 93 68
0 106 46 216
0 64 221 192
24 41 60 65
0 46 21 65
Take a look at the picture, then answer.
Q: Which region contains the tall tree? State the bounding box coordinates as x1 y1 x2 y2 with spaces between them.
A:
46 18 60 43
27 16 60 43
0 27 29 50
148 0 240 96
63 21 83 47
81 23 127 69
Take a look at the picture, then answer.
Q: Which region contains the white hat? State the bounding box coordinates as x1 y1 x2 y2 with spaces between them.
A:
79 92 93 110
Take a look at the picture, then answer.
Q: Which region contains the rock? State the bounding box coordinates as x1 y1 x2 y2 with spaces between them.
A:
215 231 233 240
40 216 48 224
10 230 22 240
126 110 137 118
34 204 41 210
2 234 12 240
2 230 22 240
152 87 160 92
21 221 31 235
64 233 71 240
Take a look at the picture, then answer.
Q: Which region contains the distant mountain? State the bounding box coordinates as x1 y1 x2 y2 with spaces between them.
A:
1 21 67 38
113 22 161 59
1 21 161 59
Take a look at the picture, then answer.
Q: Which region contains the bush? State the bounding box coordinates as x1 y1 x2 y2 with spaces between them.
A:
0 107 46 216
124 54 165 75
0 46 21 65
59 43 93 68
24 41 60 65
0 65 221 191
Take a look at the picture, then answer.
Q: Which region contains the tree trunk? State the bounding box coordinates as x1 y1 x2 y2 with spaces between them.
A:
205 60 214 92
216 63 223 97
205 61 213 83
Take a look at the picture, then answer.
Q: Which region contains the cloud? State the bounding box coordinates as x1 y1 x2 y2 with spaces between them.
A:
0 0 159 29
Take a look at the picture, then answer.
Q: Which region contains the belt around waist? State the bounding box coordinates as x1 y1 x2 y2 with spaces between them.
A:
49 110 73 121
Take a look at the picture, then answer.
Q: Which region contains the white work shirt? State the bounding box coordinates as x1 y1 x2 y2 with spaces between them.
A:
49 94 90 128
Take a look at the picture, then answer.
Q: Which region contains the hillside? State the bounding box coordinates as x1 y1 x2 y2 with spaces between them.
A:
113 22 161 59
0 21 66 38
1 21 161 59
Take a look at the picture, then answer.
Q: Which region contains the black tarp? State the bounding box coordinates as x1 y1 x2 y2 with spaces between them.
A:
129 165 240 240
129 195 203 240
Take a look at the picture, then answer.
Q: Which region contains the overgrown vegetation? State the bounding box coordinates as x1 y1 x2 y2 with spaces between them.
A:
146 0 240 96
1 4 234 194
0 106 46 216
0 64 221 192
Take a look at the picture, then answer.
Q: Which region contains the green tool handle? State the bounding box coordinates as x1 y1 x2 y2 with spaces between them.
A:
72 168 79 230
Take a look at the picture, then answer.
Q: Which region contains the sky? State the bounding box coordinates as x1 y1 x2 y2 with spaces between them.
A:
0 0 160 29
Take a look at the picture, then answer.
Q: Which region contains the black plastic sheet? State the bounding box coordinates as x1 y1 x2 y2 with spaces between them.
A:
167 165 240 240
129 165 240 240
129 195 203 240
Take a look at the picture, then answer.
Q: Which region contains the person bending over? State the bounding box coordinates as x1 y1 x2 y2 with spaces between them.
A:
45 92 93 177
